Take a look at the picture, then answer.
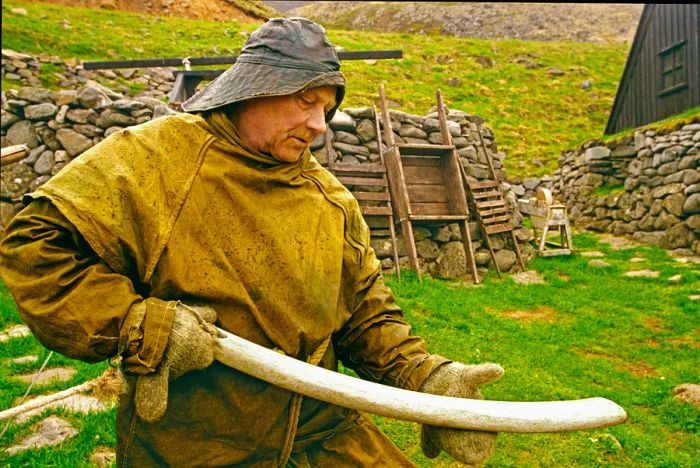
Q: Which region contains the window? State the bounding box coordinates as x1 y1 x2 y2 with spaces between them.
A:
658 40 687 96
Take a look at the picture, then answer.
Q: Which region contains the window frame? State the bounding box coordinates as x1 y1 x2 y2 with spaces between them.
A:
658 40 688 97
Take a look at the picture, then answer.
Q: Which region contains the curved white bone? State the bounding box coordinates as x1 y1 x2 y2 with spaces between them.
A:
214 328 627 433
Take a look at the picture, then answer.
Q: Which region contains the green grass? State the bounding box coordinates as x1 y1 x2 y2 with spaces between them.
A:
1 0 630 179
1 232 698 466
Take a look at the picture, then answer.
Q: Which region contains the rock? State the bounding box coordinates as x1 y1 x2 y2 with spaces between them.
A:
666 223 696 249
333 131 360 145
623 269 659 278
580 251 605 257
153 104 177 118
583 146 611 163
96 110 137 129
668 274 682 282
56 128 94 156
491 249 516 272
511 270 545 284
683 193 700 215
416 239 439 260
33 150 55 175
55 90 79 106
432 225 452 243
589 259 611 267
134 96 165 110
15 367 77 385
672 384 700 407
66 108 98 124
24 103 58 121
474 249 491 266
78 85 113 109
16 87 54 104
547 67 565 76
370 238 393 258
1 110 22 130
332 142 369 157
91 449 117 467
399 124 427 139
435 242 467 280
355 119 376 142
16 394 108 423
580 79 593 90
6 120 39 148
11 355 39 364
0 324 31 342
329 111 355 130
6 416 78 455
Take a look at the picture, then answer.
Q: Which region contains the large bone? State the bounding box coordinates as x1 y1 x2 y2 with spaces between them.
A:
214 328 627 433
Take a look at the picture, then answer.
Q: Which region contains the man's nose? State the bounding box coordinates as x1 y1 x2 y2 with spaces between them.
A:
306 108 327 137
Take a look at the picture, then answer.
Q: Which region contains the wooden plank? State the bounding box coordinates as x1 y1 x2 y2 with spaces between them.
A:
397 144 453 156
352 192 391 201
484 223 514 235
330 162 386 173
410 214 469 221
361 206 393 216
481 214 512 225
468 180 500 190
403 165 444 183
400 155 442 167
406 184 448 203
471 189 502 200
337 176 387 187
479 206 509 217
410 202 452 216
84 50 403 70
476 200 506 209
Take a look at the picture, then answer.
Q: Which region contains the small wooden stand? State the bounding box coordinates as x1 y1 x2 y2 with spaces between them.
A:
518 188 573 256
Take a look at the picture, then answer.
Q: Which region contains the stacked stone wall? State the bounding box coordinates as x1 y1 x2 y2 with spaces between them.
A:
551 123 700 254
1 81 532 280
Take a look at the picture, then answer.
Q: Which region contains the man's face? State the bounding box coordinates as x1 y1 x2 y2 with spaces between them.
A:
232 86 338 163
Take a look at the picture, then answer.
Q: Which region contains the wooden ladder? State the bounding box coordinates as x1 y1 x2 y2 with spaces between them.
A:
326 107 402 279
379 84 479 283
456 100 526 276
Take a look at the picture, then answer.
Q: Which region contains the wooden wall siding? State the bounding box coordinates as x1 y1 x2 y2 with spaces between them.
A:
605 4 700 134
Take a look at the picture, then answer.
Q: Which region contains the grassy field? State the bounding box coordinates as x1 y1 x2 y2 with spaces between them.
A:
1 0 630 178
1 231 698 466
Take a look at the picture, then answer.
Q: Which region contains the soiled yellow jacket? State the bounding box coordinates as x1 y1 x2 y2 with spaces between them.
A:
0 111 447 466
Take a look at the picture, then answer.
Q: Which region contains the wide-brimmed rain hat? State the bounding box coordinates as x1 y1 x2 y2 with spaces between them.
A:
181 17 346 121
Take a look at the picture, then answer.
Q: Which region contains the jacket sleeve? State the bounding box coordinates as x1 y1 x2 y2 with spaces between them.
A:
0 197 175 373
333 213 449 391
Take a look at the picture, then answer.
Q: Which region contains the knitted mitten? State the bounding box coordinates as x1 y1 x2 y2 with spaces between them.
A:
418 362 504 466
134 304 218 422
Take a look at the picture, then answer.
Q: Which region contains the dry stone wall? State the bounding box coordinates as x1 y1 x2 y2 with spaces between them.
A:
551 123 700 254
1 82 532 280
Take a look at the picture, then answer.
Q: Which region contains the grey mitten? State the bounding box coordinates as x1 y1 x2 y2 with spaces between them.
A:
418 362 504 466
134 304 218 422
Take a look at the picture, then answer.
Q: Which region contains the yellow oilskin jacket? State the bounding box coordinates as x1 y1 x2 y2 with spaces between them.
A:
0 111 448 466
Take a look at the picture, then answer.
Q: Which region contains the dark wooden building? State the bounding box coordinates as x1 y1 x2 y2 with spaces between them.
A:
605 4 699 135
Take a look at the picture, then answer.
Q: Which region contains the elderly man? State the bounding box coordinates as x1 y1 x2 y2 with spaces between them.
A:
0 18 503 466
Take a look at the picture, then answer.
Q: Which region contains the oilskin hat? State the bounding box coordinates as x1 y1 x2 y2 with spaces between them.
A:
181 17 346 122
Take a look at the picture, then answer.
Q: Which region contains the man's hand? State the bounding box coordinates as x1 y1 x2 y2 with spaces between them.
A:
418 362 504 466
134 304 218 422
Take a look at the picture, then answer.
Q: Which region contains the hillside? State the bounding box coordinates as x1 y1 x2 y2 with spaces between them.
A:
33 0 273 22
2 0 630 178
289 2 643 44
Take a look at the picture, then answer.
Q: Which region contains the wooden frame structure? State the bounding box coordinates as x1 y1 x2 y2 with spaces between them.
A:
458 100 525 276
325 107 402 279
378 84 479 283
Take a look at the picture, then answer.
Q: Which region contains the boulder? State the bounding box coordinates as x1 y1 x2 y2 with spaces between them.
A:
24 103 58 120
56 128 93 157
435 242 467 280
6 120 38 148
